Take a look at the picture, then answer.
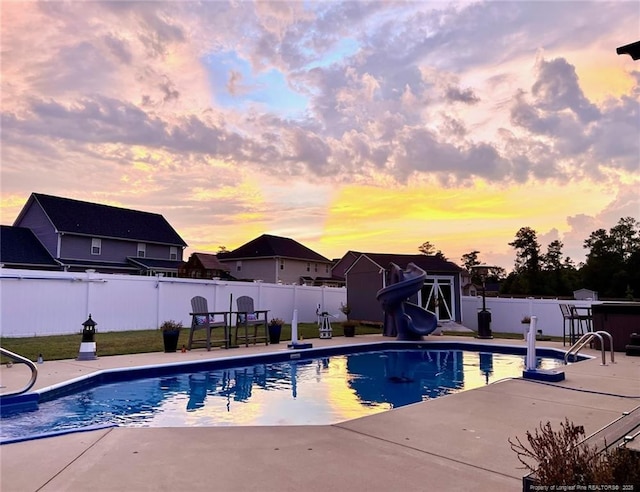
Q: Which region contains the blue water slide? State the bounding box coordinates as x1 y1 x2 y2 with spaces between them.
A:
376 263 438 340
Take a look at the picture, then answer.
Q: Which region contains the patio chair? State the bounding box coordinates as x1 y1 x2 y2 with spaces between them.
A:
188 296 229 351
570 305 593 337
559 303 577 346
235 296 269 347
560 303 590 346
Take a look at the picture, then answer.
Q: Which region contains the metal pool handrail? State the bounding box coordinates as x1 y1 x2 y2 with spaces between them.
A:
0 346 38 397
564 331 614 366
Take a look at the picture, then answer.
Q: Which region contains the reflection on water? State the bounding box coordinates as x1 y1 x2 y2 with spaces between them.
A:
1 350 563 442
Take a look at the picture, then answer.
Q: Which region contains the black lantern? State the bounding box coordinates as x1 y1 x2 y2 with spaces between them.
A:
82 314 97 342
78 314 98 360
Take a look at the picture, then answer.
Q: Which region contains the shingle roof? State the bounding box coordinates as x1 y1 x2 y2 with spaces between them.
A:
219 234 330 262
0 225 60 268
22 193 187 246
192 253 230 272
354 252 462 273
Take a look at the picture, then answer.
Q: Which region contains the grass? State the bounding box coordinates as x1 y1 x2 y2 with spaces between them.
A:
1 324 551 364
1 322 383 362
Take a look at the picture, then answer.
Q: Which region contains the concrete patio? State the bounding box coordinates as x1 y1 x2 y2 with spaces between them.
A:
1 334 638 491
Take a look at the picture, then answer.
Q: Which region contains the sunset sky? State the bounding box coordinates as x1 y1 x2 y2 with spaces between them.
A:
1 1 638 271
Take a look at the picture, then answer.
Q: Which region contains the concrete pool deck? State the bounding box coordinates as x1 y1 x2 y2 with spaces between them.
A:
1 334 638 491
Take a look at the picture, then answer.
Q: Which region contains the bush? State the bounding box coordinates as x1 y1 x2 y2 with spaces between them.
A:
509 418 640 485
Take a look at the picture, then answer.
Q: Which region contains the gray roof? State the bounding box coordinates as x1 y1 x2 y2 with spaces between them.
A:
0 225 60 269
18 193 187 246
219 234 331 262
348 252 463 274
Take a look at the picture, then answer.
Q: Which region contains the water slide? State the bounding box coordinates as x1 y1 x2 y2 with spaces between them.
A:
376 262 438 340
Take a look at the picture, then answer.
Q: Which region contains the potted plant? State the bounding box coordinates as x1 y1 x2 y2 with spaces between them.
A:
340 303 356 337
160 320 183 353
268 318 284 344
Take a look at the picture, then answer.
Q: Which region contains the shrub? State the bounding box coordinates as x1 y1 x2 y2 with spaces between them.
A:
509 418 640 485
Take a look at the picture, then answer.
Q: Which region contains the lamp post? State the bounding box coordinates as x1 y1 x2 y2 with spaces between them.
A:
470 265 497 339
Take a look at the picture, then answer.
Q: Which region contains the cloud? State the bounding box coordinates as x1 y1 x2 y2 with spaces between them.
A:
1 1 638 268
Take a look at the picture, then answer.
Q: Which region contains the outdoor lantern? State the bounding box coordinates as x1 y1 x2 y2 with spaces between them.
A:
78 314 98 360
470 265 498 339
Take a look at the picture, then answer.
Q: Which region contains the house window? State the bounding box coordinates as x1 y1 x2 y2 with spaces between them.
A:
314 263 318 272
236 261 242 272
137 243 146 258
91 238 101 255
169 247 177 260
325 264 329 273
306 262 310 272
280 259 285 270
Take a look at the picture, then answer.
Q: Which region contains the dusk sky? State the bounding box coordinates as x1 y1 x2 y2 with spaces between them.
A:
1 1 638 271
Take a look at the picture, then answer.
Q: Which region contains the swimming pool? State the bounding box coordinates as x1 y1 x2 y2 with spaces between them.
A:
0 342 573 444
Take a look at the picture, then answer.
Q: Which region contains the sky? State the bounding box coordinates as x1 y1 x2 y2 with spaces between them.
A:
1 1 639 272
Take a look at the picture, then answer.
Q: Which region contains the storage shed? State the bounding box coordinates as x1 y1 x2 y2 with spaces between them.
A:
342 253 464 324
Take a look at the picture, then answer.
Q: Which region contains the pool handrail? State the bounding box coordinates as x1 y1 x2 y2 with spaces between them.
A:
564 331 614 366
0 346 38 397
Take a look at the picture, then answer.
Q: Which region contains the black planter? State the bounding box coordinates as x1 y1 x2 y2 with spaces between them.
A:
163 330 180 353
343 324 356 337
269 324 282 344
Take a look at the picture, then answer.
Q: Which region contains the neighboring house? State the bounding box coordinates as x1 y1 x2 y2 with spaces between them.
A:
13 193 187 275
218 234 333 285
179 252 232 279
0 225 61 270
341 252 464 324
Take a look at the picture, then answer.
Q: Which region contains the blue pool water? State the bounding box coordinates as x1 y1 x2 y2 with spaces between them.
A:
1 347 565 443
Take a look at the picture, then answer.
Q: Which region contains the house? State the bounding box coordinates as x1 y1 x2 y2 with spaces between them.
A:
217 234 334 285
13 193 187 275
341 252 464 324
0 225 61 270
179 252 232 279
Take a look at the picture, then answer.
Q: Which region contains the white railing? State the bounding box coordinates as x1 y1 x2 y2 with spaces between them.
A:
0 269 347 337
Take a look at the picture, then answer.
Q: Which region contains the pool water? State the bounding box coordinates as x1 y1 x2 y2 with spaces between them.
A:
0 349 563 442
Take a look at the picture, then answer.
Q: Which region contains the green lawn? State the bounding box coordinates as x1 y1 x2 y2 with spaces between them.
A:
1 323 382 362
1 324 555 363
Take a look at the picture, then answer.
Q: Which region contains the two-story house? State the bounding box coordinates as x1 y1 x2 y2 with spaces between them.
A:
217 234 333 285
13 193 187 275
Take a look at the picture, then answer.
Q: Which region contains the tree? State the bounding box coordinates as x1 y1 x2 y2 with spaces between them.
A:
461 250 481 272
418 241 436 255
503 227 544 295
509 227 541 274
542 240 564 271
217 245 228 254
418 241 447 260
581 217 640 298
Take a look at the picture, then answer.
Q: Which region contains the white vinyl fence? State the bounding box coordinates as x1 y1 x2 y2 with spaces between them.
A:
0 269 347 337
461 296 596 338
0 268 602 340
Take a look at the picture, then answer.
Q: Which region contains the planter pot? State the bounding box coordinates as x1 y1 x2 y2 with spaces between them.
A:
163 330 180 353
268 324 282 344
343 324 356 337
